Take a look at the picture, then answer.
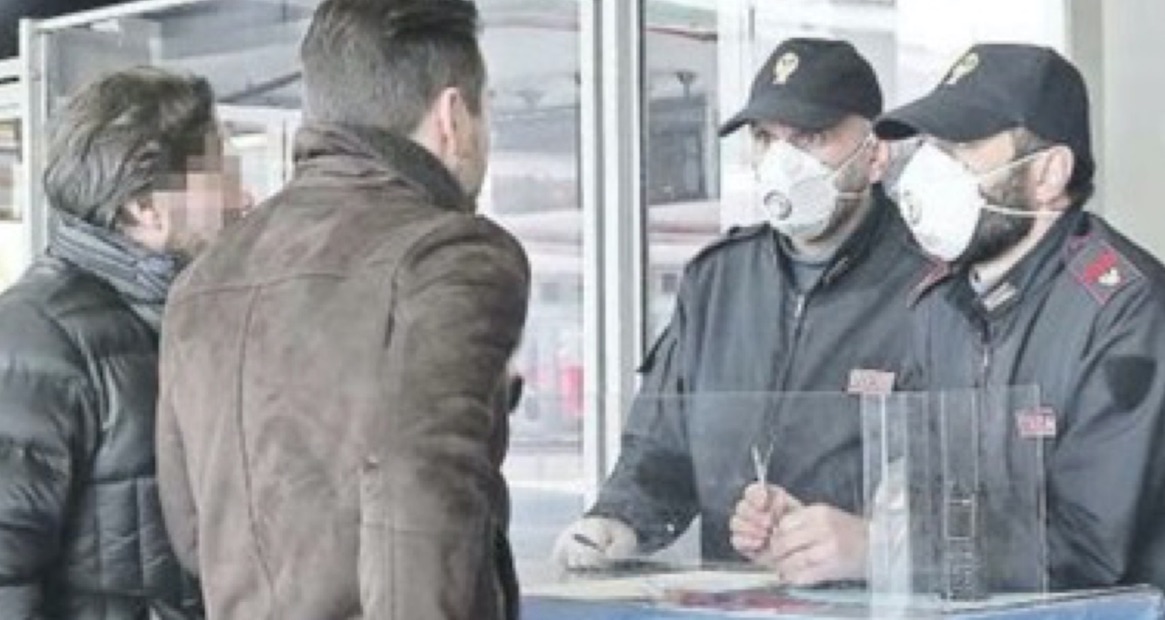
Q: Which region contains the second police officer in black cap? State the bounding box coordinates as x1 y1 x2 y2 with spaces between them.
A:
552 38 929 585
873 43 1165 591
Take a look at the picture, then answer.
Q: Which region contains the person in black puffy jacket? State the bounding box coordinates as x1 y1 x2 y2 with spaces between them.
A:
0 66 242 619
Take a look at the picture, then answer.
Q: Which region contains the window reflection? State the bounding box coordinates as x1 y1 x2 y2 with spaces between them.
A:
0 119 22 291
477 0 586 583
644 2 721 340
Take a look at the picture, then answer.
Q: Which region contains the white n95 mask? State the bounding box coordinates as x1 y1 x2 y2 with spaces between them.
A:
895 143 1051 262
755 137 871 239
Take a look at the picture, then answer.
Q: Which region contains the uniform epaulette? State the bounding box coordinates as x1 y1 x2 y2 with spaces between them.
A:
1067 237 1144 306
687 223 770 266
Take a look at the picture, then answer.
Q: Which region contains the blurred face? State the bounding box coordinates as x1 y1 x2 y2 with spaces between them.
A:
151 131 249 260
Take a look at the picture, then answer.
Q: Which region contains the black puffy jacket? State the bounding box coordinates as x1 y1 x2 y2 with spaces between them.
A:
0 252 200 619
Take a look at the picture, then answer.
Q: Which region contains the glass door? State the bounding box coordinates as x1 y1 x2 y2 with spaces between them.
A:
0 74 24 291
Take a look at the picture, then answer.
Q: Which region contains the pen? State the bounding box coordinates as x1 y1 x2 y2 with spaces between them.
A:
573 532 603 551
751 442 773 487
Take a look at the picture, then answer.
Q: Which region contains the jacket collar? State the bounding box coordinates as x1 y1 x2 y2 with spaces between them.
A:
944 207 1087 321
48 213 182 330
293 123 473 214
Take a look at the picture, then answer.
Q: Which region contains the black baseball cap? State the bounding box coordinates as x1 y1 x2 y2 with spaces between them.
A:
719 38 883 137
875 44 1094 191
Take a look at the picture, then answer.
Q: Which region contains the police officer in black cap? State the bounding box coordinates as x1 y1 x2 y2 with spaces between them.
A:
878 43 1165 591
552 38 929 585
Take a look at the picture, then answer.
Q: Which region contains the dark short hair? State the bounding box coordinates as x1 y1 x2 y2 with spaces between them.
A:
43 66 217 229
300 0 485 134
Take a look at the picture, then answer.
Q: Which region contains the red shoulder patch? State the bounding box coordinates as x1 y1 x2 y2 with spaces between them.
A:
1068 240 1142 305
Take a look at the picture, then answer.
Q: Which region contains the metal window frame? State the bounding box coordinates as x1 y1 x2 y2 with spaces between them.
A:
19 19 46 257
35 0 221 33
579 0 646 501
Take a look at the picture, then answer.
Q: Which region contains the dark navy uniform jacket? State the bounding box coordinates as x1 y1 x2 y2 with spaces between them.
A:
590 190 931 560
906 208 1165 591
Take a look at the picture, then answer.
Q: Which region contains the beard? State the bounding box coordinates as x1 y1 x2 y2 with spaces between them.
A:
955 166 1035 267
802 154 872 243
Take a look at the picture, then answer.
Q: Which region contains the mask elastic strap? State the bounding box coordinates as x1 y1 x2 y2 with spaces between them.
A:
975 148 1047 182
980 203 1062 219
833 134 876 199
836 134 875 172
976 148 1058 218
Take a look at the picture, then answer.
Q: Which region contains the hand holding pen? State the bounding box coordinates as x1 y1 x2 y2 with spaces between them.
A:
733 440 865 585
730 441 803 562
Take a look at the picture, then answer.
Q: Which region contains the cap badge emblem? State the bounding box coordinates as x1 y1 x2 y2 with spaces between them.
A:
945 52 980 86
773 52 800 85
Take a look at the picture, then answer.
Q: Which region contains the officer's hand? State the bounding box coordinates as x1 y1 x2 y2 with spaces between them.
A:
551 517 638 570
730 483 802 561
768 504 868 586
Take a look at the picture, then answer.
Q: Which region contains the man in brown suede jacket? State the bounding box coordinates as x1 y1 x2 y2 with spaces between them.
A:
155 1 530 618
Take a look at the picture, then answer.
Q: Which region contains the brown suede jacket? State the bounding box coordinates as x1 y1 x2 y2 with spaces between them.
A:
156 123 529 620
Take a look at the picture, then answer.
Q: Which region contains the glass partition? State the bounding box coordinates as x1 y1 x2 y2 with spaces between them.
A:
863 386 1049 607
528 388 1053 617
529 391 867 591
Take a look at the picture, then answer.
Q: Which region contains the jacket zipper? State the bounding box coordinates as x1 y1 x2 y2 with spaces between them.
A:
977 320 992 388
776 291 811 391
794 294 808 322
764 230 816 393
